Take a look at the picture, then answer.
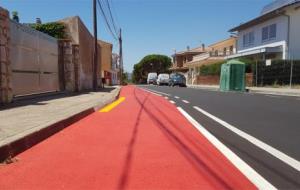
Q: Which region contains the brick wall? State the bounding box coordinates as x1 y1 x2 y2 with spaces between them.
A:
195 73 254 86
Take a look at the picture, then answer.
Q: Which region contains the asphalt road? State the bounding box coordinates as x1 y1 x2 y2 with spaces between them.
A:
140 85 300 189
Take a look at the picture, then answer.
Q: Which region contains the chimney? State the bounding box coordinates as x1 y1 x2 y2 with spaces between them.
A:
202 43 205 51
36 18 42 24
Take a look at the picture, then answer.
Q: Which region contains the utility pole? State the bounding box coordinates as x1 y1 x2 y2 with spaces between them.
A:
93 0 98 90
119 28 123 85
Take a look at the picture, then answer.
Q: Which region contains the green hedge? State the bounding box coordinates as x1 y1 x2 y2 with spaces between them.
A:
30 22 66 39
199 61 225 76
199 58 255 76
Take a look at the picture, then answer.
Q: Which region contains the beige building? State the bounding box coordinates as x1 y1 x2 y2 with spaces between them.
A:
59 16 116 88
170 45 206 74
184 37 237 85
98 40 117 85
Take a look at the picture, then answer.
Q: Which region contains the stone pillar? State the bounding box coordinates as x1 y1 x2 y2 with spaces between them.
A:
72 44 80 92
0 7 13 104
58 40 76 92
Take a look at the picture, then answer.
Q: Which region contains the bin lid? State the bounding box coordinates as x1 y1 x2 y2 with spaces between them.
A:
226 59 245 65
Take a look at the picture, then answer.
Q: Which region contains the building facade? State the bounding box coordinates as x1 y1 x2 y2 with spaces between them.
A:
228 0 300 60
186 37 237 85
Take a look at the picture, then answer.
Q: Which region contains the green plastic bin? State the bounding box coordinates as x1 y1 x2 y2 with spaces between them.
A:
220 60 245 92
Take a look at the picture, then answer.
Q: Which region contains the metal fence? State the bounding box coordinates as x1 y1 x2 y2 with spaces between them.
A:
10 20 59 96
253 60 300 87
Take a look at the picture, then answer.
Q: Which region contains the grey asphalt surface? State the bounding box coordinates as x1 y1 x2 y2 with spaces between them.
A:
140 85 300 190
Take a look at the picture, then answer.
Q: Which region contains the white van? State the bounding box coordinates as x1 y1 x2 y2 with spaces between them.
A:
157 73 170 85
147 73 157 84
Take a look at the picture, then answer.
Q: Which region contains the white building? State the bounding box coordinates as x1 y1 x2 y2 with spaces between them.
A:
228 0 300 60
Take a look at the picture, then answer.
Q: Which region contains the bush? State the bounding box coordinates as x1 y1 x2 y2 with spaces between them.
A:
199 61 225 76
30 22 66 39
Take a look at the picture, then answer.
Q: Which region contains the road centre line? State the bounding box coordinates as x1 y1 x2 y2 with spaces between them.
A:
182 100 190 104
193 106 300 172
175 96 180 99
177 107 276 190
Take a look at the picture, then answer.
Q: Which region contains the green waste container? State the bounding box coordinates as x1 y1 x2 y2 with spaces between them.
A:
220 60 245 92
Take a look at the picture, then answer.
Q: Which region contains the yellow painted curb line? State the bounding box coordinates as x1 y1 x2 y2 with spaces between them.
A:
99 97 126 112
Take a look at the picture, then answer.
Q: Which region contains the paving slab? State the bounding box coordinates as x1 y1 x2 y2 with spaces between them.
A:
0 87 120 160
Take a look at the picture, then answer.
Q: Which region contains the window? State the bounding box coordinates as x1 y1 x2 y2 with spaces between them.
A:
230 46 234 54
223 48 227 56
262 26 269 41
243 32 255 47
262 24 276 42
269 24 277 39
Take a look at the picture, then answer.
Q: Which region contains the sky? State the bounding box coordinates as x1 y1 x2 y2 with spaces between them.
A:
2 0 272 72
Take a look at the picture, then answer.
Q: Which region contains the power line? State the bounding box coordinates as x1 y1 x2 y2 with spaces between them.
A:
105 0 119 36
97 0 118 40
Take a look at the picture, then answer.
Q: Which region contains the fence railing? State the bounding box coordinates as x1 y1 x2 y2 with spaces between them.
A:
252 60 300 87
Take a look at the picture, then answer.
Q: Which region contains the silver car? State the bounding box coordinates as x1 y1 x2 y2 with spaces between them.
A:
157 74 170 86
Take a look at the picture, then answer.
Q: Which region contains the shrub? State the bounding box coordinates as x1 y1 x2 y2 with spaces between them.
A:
30 22 66 39
199 61 225 76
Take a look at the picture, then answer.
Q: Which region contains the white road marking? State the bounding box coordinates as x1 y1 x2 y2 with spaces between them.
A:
175 96 180 99
142 88 171 96
193 106 300 172
140 88 162 96
265 95 281 98
169 100 175 104
182 100 190 104
177 107 276 190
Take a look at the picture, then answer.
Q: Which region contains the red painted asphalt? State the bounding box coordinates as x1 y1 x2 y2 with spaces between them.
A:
0 86 257 190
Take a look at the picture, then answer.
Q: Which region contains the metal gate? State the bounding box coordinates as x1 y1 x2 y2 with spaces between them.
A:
10 21 59 96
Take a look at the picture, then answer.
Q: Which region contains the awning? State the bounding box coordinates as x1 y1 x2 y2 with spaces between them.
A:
226 46 283 59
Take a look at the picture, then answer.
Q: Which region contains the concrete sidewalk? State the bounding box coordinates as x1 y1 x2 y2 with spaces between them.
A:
188 84 300 97
0 87 120 161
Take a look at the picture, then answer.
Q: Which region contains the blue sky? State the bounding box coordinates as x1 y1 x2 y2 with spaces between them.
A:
2 0 272 72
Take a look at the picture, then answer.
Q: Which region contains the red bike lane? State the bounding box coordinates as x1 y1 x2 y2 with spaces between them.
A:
0 86 257 190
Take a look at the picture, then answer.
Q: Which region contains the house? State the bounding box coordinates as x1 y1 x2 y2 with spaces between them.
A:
228 0 300 60
98 40 114 85
170 45 207 75
112 53 120 85
186 37 237 84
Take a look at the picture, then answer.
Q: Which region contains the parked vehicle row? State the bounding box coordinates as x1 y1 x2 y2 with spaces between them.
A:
147 72 186 87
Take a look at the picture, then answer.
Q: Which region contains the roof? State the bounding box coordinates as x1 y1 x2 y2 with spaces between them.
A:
261 0 300 15
174 47 207 57
229 0 300 32
208 36 237 48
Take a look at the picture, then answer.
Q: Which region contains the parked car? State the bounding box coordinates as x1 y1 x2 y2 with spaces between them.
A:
157 73 170 86
169 73 186 87
147 72 158 84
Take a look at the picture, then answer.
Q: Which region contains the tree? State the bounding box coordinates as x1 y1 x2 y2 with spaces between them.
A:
132 54 172 83
12 11 19 23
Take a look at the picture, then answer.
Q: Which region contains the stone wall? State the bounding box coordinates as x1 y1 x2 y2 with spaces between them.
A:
0 7 12 104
